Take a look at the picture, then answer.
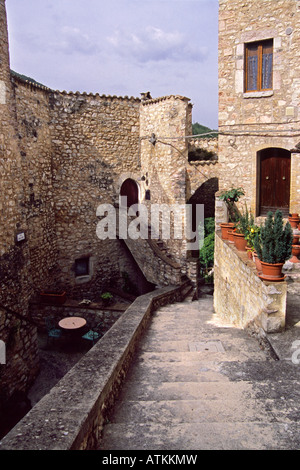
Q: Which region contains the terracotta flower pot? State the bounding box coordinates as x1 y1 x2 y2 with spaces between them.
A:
233 232 247 251
227 229 235 243
220 223 235 240
288 215 300 229
259 262 285 281
40 291 66 305
292 234 299 245
253 252 262 273
290 245 300 263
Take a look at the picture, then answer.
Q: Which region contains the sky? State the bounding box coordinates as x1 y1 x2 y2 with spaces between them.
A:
5 0 219 129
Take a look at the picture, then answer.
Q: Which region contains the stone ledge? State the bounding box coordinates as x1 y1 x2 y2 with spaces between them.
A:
0 283 188 450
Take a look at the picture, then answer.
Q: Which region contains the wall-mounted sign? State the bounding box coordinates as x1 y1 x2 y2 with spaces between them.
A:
16 232 26 243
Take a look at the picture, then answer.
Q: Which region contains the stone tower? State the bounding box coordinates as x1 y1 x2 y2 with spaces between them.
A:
0 0 23 254
0 0 39 420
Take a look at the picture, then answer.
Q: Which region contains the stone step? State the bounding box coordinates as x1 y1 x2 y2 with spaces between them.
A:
99 296 300 451
107 397 299 424
99 421 300 450
115 378 300 401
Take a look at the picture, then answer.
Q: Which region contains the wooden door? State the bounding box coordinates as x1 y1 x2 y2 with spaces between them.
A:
259 148 291 216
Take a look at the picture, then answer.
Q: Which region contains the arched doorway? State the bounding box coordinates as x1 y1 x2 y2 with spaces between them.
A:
258 148 291 216
187 177 219 259
120 179 139 208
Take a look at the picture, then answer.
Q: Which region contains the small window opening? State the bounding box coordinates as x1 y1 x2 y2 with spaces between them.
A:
75 257 89 277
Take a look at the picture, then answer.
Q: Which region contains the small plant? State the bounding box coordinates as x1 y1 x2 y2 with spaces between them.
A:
254 210 293 264
199 217 215 269
101 292 113 303
219 187 245 222
234 204 254 237
245 224 260 250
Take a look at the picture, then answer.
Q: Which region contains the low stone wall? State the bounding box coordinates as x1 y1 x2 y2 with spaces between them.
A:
214 232 287 333
0 283 189 450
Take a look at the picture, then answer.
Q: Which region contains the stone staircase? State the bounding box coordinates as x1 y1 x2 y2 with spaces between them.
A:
116 209 187 288
98 295 300 450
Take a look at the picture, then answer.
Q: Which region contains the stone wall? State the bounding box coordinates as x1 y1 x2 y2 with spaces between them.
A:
0 1 42 409
0 283 191 450
214 231 287 333
139 95 193 267
50 91 141 297
218 0 300 215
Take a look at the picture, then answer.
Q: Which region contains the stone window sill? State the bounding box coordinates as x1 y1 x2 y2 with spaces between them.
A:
75 275 92 285
243 91 274 99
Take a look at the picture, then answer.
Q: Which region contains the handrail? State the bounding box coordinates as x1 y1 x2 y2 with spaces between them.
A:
0 302 39 327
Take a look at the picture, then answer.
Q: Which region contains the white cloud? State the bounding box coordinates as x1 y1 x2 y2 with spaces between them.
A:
107 26 207 63
52 26 99 55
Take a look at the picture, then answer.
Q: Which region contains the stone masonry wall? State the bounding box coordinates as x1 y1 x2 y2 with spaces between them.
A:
139 95 192 267
218 0 300 215
214 232 287 333
12 76 58 289
49 91 141 298
0 1 40 408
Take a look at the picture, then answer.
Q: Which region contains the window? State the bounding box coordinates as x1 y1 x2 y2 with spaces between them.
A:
245 39 273 92
75 257 89 277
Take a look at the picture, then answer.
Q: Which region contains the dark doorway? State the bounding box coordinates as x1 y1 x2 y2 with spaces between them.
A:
258 148 291 216
120 179 139 208
187 177 219 258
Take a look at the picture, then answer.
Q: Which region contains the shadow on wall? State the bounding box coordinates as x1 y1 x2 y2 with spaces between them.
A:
188 178 219 220
119 240 156 296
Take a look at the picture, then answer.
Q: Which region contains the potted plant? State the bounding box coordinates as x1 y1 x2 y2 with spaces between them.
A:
288 213 299 229
233 204 254 252
245 224 261 265
218 187 245 239
40 291 66 305
253 210 293 280
101 292 113 306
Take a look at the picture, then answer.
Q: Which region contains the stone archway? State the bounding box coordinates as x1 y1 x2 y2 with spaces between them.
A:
120 178 139 208
187 177 219 258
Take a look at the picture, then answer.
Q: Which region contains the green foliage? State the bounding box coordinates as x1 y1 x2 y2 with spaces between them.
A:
188 148 216 162
219 187 245 202
253 211 293 263
245 224 260 249
219 187 245 222
234 204 254 237
101 292 113 300
192 122 216 138
199 217 215 268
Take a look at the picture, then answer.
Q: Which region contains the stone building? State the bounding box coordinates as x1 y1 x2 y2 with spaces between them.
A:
0 0 219 416
214 0 300 332
218 0 300 216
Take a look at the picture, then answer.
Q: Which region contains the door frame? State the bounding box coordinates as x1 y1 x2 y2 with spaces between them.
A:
256 147 291 216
